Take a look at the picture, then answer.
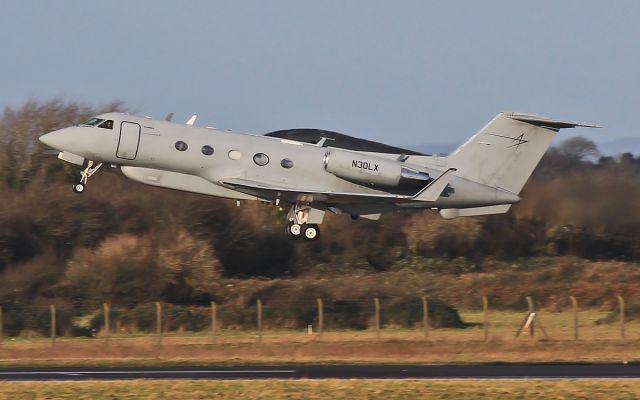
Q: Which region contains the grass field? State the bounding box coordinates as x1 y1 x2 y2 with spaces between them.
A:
1 379 639 400
0 309 636 367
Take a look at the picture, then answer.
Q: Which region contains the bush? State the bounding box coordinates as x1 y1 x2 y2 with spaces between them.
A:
61 230 221 307
1 305 87 337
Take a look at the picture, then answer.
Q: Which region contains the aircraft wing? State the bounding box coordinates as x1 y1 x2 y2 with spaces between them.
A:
219 168 456 204
219 178 404 203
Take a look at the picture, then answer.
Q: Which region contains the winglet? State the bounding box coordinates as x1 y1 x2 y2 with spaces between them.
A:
412 168 457 202
186 115 198 125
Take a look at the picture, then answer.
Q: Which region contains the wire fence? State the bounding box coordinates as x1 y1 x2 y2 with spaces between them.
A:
0 295 634 346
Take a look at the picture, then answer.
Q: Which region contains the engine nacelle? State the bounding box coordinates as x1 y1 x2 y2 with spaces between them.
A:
323 149 430 188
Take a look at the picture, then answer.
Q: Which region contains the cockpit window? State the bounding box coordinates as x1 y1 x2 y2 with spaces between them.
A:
98 120 113 130
81 118 104 127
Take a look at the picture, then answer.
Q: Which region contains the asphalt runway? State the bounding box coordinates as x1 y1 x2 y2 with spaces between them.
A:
1 364 640 381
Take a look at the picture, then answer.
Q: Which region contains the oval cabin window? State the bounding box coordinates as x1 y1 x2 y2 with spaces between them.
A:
253 153 270 166
201 145 214 156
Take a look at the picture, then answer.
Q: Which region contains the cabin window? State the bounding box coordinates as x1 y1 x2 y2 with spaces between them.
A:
253 153 269 166
98 120 113 130
201 145 214 156
175 141 188 151
281 158 294 168
228 150 242 160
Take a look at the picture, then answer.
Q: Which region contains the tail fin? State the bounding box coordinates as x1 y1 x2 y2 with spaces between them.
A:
448 112 600 195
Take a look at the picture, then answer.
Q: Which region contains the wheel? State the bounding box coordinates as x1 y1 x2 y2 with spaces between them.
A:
72 183 85 194
286 222 302 238
302 224 320 241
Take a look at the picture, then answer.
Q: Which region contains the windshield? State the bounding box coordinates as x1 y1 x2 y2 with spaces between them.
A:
80 117 104 126
98 120 113 129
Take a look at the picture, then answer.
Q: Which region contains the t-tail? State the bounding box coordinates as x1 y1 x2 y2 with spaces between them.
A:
443 112 600 218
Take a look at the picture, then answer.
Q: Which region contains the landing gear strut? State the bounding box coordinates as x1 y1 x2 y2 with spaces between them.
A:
73 161 102 194
285 203 324 241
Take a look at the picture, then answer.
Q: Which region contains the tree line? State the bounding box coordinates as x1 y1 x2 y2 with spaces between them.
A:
0 98 638 311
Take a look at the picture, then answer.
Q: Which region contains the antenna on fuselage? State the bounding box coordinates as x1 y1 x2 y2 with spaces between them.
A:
165 112 174 122
315 137 335 147
186 115 197 125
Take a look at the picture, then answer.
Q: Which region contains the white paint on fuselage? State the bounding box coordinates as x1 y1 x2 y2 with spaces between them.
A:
41 112 517 210
87 113 416 198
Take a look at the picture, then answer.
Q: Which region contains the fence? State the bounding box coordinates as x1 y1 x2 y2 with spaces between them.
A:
0 294 633 346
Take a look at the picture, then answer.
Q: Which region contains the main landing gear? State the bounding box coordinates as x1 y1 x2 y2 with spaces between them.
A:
73 161 102 194
285 203 324 241
285 221 320 241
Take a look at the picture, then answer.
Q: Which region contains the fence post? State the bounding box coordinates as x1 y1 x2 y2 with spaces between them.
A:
0 305 3 347
374 297 381 340
257 299 263 343
526 296 535 338
617 295 625 340
421 296 429 338
50 304 56 345
316 298 324 339
155 301 163 346
570 296 579 340
211 301 217 342
482 295 489 342
103 303 110 345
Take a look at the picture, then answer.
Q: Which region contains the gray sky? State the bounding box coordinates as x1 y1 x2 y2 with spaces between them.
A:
1 1 638 146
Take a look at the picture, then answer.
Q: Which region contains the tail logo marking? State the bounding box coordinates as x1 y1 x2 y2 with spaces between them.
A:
485 132 529 150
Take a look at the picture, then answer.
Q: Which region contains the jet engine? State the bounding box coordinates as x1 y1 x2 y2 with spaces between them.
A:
323 149 431 189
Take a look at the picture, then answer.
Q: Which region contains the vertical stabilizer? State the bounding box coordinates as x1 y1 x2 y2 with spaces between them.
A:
447 112 599 194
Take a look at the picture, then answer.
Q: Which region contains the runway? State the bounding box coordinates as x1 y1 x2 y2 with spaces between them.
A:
1 364 640 381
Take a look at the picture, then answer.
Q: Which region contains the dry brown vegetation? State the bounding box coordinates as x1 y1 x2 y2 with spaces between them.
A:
1 307 639 366
1 98 640 338
3 379 640 400
1 335 640 366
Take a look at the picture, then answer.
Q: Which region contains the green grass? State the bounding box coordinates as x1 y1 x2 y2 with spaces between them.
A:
1 379 640 400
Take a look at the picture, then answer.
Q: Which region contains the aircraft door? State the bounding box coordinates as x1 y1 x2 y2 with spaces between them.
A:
117 122 141 160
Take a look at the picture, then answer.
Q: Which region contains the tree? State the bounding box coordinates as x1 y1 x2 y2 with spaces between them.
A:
556 136 600 163
0 98 124 189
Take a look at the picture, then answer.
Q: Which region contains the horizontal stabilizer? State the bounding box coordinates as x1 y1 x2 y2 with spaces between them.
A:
506 112 602 130
412 168 457 202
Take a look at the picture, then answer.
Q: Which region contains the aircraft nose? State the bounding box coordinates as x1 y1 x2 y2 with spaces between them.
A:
38 132 55 147
39 129 72 151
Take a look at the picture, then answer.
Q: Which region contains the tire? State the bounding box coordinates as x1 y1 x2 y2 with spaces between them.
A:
303 224 320 241
72 183 85 194
286 222 302 238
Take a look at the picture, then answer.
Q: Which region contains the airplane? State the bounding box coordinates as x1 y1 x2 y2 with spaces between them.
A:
39 112 599 241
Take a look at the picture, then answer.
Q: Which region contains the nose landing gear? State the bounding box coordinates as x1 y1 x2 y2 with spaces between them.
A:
72 182 86 194
72 161 103 194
